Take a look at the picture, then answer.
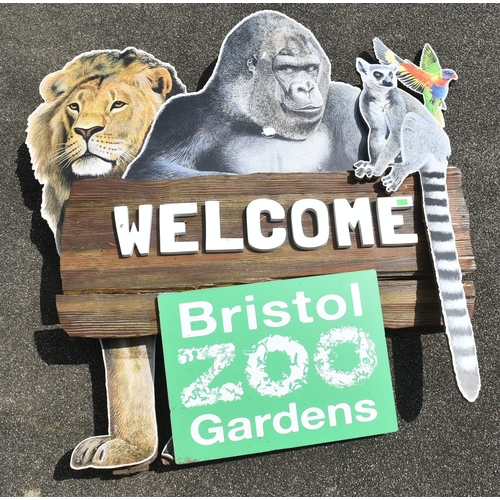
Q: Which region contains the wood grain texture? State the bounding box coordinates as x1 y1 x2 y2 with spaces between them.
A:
56 281 475 338
56 167 476 338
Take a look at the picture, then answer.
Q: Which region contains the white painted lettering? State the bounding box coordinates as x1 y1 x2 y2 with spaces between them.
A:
290 199 329 250
114 204 152 257
245 335 308 397
273 403 299 434
221 305 242 333
255 413 272 438
179 301 217 338
327 403 353 426
178 343 243 407
245 295 258 331
300 407 325 430
159 202 199 255
189 399 379 447
333 197 374 248
350 282 363 317
262 301 291 328
355 399 378 422
228 417 253 441
314 327 378 388
246 198 286 252
292 291 314 324
190 414 224 445
316 294 347 321
114 194 417 256
205 200 244 253
376 196 418 246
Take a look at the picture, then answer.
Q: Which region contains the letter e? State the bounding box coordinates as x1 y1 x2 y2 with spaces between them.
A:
273 403 299 434
377 197 418 246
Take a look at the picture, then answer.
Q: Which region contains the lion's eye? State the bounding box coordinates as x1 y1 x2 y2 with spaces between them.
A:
68 103 79 112
111 101 126 110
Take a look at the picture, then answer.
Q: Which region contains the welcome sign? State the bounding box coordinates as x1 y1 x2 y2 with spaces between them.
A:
31 8 478 473
158 270 398 464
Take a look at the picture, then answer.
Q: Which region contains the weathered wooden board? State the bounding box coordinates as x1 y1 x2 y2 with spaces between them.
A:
56 281 475 338
57 167 475 338
59 168 474 292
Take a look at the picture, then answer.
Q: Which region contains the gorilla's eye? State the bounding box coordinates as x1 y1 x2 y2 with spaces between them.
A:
282 66 296 75
111 101 127 110
68 103 79 112
306 66 317 73
247 55 258 69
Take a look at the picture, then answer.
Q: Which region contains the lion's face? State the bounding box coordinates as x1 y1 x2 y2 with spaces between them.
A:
54 77 162 178
26 48 185 251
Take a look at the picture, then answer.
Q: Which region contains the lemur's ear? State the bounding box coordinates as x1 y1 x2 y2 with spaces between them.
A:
356 58 369 75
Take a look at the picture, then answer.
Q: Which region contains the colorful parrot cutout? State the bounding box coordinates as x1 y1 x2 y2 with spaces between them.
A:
373 38 457 127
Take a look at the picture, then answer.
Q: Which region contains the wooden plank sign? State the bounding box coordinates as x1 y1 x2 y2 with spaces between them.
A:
56 168 475 338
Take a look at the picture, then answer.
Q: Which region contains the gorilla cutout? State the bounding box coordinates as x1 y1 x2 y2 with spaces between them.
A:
125 10 368 180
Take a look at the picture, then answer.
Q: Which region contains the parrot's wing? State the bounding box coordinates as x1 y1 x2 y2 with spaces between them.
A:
420 43 442 76
373 37 401 64
423 87 436 106
397 61 429 94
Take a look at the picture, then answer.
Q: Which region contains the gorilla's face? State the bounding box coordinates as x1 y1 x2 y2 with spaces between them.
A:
245 30 330 141
272 44 323 116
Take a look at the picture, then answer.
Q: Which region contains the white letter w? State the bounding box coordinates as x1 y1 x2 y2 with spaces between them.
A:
113 205 153 257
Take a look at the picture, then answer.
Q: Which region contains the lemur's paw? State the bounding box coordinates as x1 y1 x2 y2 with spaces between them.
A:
353 161 374 179
381 169 405 193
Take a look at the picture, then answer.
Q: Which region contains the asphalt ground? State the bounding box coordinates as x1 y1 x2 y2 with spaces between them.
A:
1 3 500 496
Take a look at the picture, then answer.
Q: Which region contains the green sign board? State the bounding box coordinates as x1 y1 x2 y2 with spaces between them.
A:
158 270 397 464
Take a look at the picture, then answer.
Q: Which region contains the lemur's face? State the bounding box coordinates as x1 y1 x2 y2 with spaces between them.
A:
356 59 399 89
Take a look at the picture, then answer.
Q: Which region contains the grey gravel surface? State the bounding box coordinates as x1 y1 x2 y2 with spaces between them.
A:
1 3 499 496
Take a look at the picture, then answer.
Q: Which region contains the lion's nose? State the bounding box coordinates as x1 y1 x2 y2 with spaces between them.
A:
74 126 104 142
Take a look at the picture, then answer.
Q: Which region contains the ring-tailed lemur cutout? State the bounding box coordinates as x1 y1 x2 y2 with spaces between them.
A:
354 48 479 403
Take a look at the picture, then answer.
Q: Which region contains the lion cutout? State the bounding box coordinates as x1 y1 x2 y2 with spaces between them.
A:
27 47 185 252
27 48 185 473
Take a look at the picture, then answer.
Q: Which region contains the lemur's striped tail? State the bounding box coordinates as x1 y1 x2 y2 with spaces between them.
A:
420 168 480 401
